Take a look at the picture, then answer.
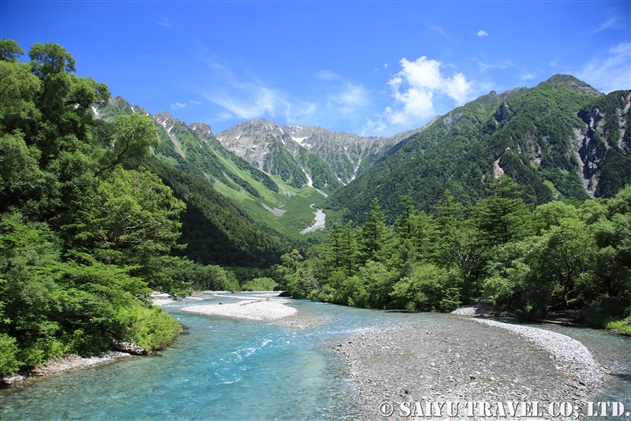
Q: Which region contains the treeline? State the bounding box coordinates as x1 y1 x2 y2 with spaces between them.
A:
0 40 239 377
277 176 631 333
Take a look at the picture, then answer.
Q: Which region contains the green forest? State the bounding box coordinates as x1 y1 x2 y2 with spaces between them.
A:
279 176 631 333
0 40 254 377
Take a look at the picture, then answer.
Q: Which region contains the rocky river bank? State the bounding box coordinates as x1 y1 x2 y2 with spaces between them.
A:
2 351 133 386
332 315 605 420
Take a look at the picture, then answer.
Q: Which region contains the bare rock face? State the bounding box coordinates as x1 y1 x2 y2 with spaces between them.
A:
154 111 179 132
216 118 427 184
189 122 212 136
113 340 148 355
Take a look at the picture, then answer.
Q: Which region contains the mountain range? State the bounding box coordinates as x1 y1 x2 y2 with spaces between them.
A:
94 97 425 240
216 120 424 188
96 74 630 247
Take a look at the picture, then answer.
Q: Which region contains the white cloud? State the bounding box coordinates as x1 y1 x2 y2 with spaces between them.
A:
431 26 447 36
384 63 389 69
316 70 341 81
476 59 513 72
477 30 488 37
384 56 472 125
592 17 619 33
195 44 316 124
578 43 631 93
328 83 370 115
520 73 535 81
171 100 201 110
205 86 279 119
204 83 315 124
362 116 388 136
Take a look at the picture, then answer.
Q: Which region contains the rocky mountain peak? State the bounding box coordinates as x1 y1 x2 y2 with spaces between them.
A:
154 111 180 132
189 122 212 136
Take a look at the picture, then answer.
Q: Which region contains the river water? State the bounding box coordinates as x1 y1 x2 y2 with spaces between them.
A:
1 294 629 420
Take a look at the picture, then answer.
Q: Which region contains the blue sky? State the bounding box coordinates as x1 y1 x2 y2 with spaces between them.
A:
2 1 629 136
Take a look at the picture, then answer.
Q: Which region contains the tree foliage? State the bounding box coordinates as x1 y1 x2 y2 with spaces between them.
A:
279 183 631 329
0 40 186 376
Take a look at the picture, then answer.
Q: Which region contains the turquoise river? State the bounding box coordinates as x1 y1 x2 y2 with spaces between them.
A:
1 293 629 420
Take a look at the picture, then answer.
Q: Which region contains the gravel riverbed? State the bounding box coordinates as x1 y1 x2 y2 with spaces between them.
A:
332 316 604 420
180 297 297 321
472 319 603 387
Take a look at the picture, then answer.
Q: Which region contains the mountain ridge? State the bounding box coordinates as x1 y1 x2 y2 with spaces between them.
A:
97 74 630 233
216 119 427 186
327 74 630 224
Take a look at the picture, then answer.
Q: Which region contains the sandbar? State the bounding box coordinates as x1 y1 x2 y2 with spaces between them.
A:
180 299 297 321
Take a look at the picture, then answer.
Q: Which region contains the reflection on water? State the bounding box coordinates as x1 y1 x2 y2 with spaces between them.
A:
1 294 629 420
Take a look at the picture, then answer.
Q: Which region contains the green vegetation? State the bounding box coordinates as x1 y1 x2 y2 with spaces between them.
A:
263 137 309 189
329 77 631 225
278 177 631 333
146 159 289 267
1 38 629 381
0 40 191 376
606 318 631 336
241 277 278 291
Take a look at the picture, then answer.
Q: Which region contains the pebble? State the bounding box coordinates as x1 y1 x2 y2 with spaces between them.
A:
331 317 605 420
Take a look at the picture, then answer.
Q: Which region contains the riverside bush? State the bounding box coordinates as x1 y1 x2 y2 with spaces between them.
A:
0 333 22 376
606 317 631 336
117 304 182 351
576 297 631 332
241 277 277 291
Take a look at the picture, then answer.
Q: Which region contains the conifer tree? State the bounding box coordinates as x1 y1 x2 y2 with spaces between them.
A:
358 198 391 264
474 175 533 247
329 221 358 277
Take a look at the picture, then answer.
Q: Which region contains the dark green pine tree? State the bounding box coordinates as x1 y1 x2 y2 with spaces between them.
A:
431 190 465 268
395 196 418 241
393 196 420 277
474 175 534 248
358 198 391 265
329 221 359 277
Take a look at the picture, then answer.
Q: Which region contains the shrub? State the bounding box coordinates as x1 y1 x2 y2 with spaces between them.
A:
241 277 277 291
117 304 182 351
0 333 22 376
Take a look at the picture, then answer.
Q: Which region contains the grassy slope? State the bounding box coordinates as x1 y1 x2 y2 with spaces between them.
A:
211 149 330 241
